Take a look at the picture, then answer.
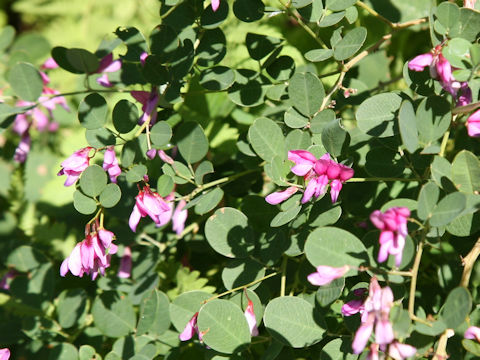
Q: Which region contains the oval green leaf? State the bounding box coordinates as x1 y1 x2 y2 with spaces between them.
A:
79 165 107 197
78 93 108 130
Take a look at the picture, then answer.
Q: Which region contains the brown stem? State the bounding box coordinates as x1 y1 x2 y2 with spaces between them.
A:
460 237 480 287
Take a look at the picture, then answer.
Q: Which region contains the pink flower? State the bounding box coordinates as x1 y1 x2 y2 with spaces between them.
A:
41 57 59 70
288 150 317 176
13 134 30 163
211 0 220 11
244 299 259 336
352 277 394 354
146 149 175 164
387 341 417 360
117 246 132 279
366 343 379 360
179 312 203 341
129 186 171 232
265 186 298 205
95 53 121 87
370 207 410 267
103 146 121 183
467 109 480 137
131 90 159 126
408 53 434 72
342 288 367 316
0 348 9 360
307 265 349 286
140 52 148 66
61 225 118 280
465 326 480 342
172 200 188 235
57 147 91 186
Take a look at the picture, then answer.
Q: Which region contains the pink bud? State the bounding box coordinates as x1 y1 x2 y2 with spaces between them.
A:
158 150 174 164
342 299 364 316
172 200 188 235
307 265 349 286
265 186 298 205
140 52 148 66
330 179 343 203
211 0 220 11
146 149 157 159
179 312 199 341
352 319 374 354
41 57 59 69
244 299 259 336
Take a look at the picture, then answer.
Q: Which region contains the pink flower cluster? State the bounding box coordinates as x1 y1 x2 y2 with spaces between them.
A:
408 45 472 106
179 298 258 342
12 58 69 163
266 150 354 205
60 222 118 280
345 277 416 359
129 185 188 235
370 207 410 267
307 265 349 286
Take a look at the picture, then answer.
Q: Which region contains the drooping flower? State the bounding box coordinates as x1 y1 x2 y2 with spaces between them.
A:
370 207 410 267
0 348 9 360
129 185 171 232
117 246 132 279
265 186 298 205
57 147 92 186
307 265 350 286
103 146 121 183
146 149 175 164
131 89 159 126
179 312 203 341
352 277 395 354
172 200 188 236
244 299 259 336
465 326 480 342
61 224 118 280
387 341 417 360
467 109 480 138
95 53 122 87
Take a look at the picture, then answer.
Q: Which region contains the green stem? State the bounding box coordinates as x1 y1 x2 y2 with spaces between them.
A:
408 234 426 324
280 256 288 297
203 272 279 303
348 177 420 182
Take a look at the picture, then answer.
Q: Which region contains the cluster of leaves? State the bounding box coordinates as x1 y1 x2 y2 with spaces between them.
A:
0 0 480 359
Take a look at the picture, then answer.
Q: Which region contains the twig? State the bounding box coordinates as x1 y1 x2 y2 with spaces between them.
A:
460 237 480 288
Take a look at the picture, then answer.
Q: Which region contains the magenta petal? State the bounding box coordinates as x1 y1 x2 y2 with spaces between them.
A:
408 53 433 71
129 204 142 232
68 244 83 276
179 313 198 341
330 179 342 203
211 0 220 11
244 300 259 336
302 179 317 204
342 299 364 316
266 187 298 205
465 326 480 341
352 320 374 354
0 348 10 360
375 319 394 345
60 258 69 277
307 265 349 286
118 246 132 279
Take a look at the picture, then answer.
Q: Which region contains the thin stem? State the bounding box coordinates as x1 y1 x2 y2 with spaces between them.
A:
460 237 480 288
348 177 420 182
452 101 480 115
203 272 279 303
280 256 288 297
432 329 453 360
139 233 166 252
439 129 450 157
357 1 427 29
408 235 424 321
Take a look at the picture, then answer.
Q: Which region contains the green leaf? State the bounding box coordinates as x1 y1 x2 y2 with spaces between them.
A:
284 107 309 129
0 26 15 52
415 96 451 146
266 56 295 81
345 6 358 23
319 11 346 27
304 49 333 62
157 174 175 197
248 117 286 161
320 338 356 359
170 290 212 332
316 277 345 307
436 2 459 32
85 128 116 147
141 55 169 85
7 245 46 272
66 48 100 73
194 160 214 185
137 289 171 336
439 287 471 329
149 25 179 61
80 165 108 197
365 147 405 177
99 183 121 208
463 339 480 356
57 289 87 329
451 150 480 194
449 8 480 41
298 0 324 22
233 0 265 22
79 345 99 360
78 93 108 130
228 70 270 107
116 26 148 61
333 27 367 61
177 122 209 164
288 72 325 117
417 182 440 221
429 192 466 227
270 204 302 227
264 297 325 348
321 119 349 157
222 258 266 290
113 99 138 134
398 100 419 153
150 122 172 147
194 188 224 215
200 66 235 91
431 156 455 190
201 0 229 29
126 164 147 183
356 93 402 137
326 0 357 11
292 0 312 8
8 62 43 102
197 299 251 354
48 343 78 360
73 190 97 215
311 109 335 134
286 129 312 150
305 227 368 274
196 28 226 67
205 207 255 258
228 289 263 324
92 291 136 338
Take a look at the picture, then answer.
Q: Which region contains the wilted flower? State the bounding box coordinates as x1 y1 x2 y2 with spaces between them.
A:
117 246 132 279
467 109 480 138
95 53 122 87
60 224 118 280
103 146 121 183
352 277 394 354
57 147 92 186
370 207 410 267
307 265 349 286
129 185 171 232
